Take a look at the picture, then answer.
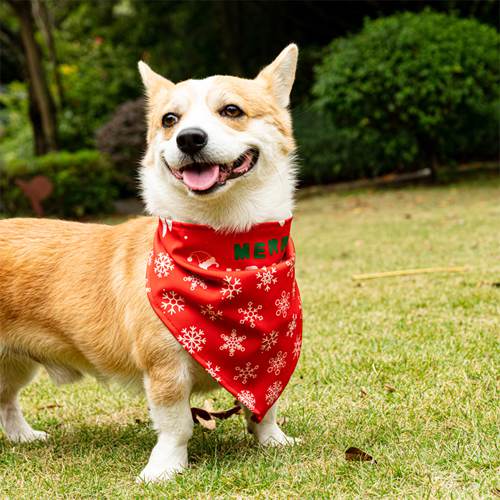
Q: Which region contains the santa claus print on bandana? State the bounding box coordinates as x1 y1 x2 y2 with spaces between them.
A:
146 217 302 422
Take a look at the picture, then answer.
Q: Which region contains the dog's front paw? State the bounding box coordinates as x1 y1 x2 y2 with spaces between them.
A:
9 429 49 444
255 425 299 447
136 462 186 484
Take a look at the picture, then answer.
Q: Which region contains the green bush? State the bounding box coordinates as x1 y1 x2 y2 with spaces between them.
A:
311 10 500 181
0 150 118 218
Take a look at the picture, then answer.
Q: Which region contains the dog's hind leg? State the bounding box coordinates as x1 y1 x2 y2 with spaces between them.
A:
0 352 48 443
245 401 298 446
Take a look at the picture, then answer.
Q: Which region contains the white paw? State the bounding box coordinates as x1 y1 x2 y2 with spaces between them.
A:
9 429 48 443
260 433 299 447
136 462 186 484
255 426 300 447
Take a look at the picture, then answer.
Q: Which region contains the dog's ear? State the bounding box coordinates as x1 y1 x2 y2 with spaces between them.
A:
138 61 174 98
257 44 298 108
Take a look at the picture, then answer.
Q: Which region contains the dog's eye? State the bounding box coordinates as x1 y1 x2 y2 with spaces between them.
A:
162 113 179 128
220 104 244 118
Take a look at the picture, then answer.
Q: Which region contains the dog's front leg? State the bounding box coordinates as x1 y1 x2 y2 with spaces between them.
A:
245 401 297 446
138 370 193 483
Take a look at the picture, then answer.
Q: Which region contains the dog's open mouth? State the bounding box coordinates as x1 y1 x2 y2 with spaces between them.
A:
168 148 259 194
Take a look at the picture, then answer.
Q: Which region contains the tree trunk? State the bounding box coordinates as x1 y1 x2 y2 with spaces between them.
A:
8 0 58 154
32 0 65 108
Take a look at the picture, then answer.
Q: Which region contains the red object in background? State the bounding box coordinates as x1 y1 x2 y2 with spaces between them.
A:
15 176 53 217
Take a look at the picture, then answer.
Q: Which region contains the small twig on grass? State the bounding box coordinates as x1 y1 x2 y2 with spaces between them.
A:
352 266 468 281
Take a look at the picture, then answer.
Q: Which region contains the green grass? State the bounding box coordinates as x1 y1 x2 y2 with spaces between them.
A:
1 177 499 498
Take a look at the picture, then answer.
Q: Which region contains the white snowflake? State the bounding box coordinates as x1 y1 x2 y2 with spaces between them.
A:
293 336 302 359
256 266 278 292
286 314 297 337
285 256 295 278
275 290 291 318
238 390 256 411
261 330 279 351
160 290 185 315
238 301 263 328
265 380 283 405
267 351 288 375
205 360 221 382
200 304 223 321
178 326 206 354
183 275 207 291
154 252 174 278
233 362 259 384
220 276 242 300
220 329 246 356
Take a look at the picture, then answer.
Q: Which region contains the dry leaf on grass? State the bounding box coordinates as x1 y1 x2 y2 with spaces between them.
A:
384 384 396 393
191 403 242 430
345 447 377 463
37 403 62 410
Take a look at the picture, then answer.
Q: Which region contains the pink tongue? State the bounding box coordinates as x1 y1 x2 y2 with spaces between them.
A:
182 165 220 191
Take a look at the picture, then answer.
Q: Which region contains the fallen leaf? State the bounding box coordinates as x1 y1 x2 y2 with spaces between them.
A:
360 387 368 398
195 414 216 430
345 447 377 463
384 384 396 393
37 403 62 410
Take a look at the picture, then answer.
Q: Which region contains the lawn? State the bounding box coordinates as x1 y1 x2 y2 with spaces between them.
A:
1 177 499 498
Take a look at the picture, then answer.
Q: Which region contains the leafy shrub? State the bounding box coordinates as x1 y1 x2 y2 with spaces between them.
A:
312 10 500 180
96 98 146 195
0 150 117 218
0 82 34 164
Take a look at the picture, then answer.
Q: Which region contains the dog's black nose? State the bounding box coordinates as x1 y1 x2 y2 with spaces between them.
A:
176 128 208 155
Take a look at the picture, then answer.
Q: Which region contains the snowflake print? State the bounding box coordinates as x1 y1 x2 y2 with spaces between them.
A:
160 290 185 315
200 304 223 321
178 326 206 354
220 276 242 300
238 301 263 328
183 275 207 291
286 314 297 337
220 329 246 356
275 291 291 318
285 256 295 278
206 361 221 382
293 336 302 359
233 362 259 384
261 330 279 351
154 252 174 278
265 380 283 405
238 390 256 411
256 266 278 292
267 351 288 375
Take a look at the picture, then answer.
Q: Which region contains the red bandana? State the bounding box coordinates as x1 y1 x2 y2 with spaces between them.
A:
146 217 302 422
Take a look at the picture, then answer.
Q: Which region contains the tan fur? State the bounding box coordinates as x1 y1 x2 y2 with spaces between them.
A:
0 216 208 405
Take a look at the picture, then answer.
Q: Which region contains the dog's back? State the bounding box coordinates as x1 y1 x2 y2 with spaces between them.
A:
0 217 158 380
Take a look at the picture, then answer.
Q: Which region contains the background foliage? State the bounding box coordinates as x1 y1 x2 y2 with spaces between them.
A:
0 0 498 216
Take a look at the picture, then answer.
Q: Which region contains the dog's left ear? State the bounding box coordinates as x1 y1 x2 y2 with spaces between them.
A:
138 61 174 98
257 44 298 108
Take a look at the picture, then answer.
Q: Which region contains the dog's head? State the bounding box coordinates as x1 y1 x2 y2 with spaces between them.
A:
139 44 298 231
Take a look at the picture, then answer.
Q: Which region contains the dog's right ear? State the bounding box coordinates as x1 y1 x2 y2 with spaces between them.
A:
138 61 174 98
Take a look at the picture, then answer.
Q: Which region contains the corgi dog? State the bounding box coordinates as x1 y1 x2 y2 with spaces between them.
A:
0 44 299 482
